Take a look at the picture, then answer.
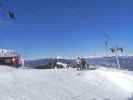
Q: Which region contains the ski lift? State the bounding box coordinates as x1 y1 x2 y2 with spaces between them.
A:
104 33 124 69
118 48 123 53
110 48 124 53
110 48 115 53
109 47 124 69
7 10 16 19
0 0 16 22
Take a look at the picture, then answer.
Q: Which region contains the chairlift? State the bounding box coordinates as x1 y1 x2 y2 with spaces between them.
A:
7 10 16 19
104 33 124 69
0 0 16 22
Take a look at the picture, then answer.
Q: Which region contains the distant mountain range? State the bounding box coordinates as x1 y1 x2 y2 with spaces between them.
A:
25 56 133 70
87 56 133 70
25 58 75 68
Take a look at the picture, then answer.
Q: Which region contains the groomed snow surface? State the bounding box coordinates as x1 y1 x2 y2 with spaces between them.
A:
0 65 133 100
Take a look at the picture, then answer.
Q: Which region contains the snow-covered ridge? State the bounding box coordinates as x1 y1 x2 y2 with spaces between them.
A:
0 65 133 100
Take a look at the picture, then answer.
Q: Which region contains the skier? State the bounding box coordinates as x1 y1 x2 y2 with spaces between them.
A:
21 58 25 67
76 56 81 70
79 58 86 70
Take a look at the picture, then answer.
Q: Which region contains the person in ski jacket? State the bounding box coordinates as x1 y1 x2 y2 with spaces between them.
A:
76 57 81 70
79 58 86 70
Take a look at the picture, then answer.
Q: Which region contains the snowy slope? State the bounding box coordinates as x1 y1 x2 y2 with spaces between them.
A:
0 65 133 100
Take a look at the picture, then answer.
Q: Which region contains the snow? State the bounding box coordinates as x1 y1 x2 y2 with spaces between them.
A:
0 65 132 100
97 68 133 93
56 62 67 68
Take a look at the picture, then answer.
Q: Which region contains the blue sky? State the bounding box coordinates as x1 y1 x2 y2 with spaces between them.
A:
0 0 133 59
